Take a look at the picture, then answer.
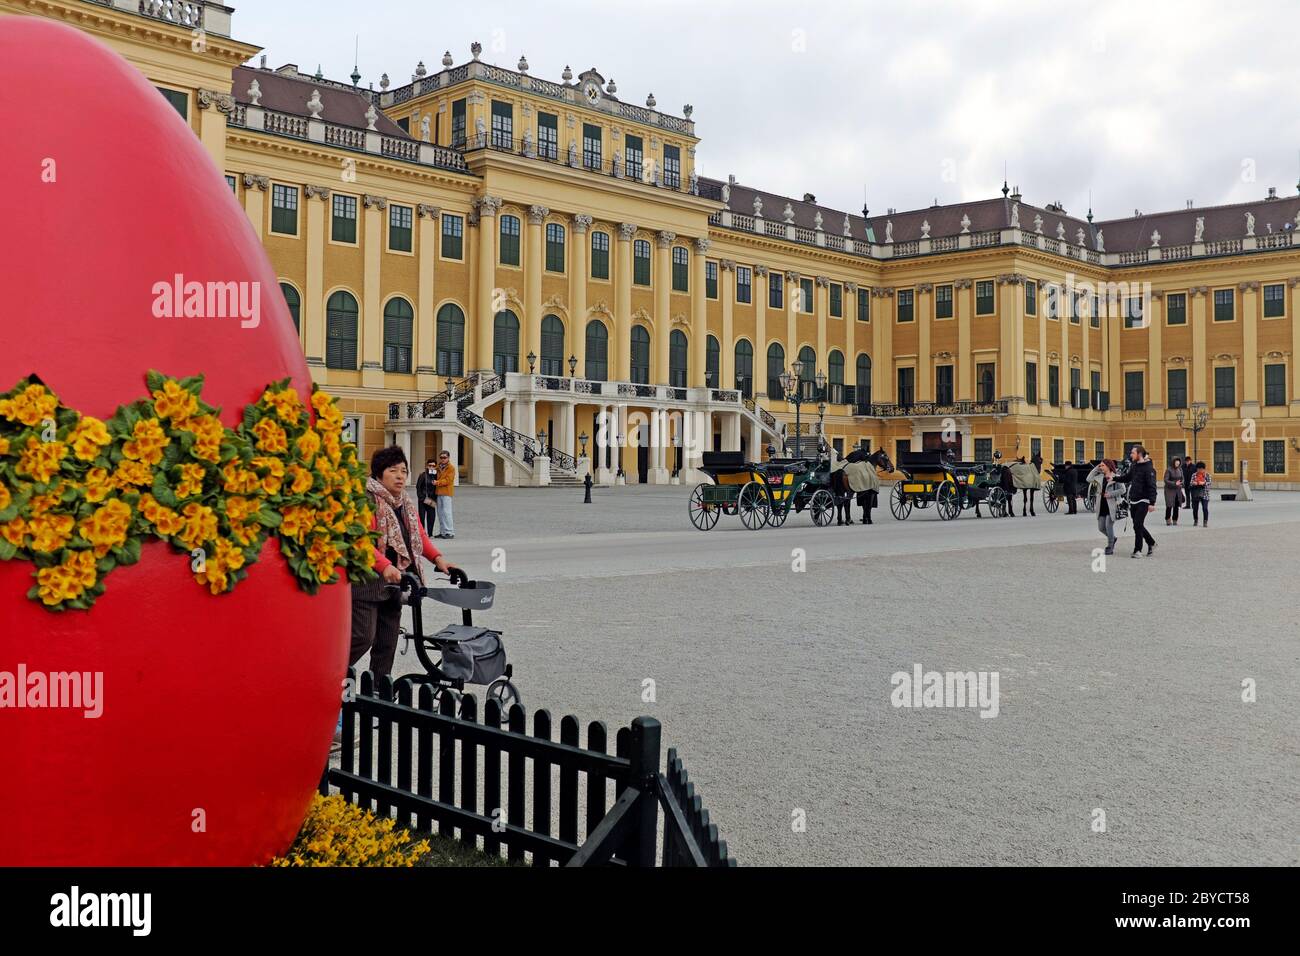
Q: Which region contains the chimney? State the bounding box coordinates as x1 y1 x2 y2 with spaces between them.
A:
802 193 816 203
1186 199 1193 208
259 54 267 69
1009 185 1022 202
1267 186 1278 200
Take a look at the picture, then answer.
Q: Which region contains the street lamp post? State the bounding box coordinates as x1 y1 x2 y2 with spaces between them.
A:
568 354 578 377
537 429 547 456
1176 407 1209 463
579 430 588 458
777 362 826 458
527 351 537 374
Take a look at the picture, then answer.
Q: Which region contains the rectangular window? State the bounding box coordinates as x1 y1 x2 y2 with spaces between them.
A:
1095 440 1105 461
1025 281 1037 316
1124 370 1144 410
935 365 954 404
1053 438 1064 463
974 438 993 462
897 367 915 406
634 239 651 286
224 174 237 193
441 214 463 260
545 222 566 273
935 284 953 319
1124 296 1144 329
976 362 995 403
897 289 914 323
830 283 843 318
857 289 870 322
582 123 602 170
896 439 911 465
1264 283 1285 318
663 144 681 188
706 261 718 299
330 194 357 243
1213 288 1234 322
388 203 413 252
1091 369 1102 398
1049 364 1060 406
769 272 783 309
1264 363 1286 406
1025 361 1038 405
1166 292 1187 325
1165 440 1188 467
1167 368 1187 409
490 100 513 149
537 112 558 160
1089 294 1100 328
671 246 689 292
1069 366 1081 406
1075 439 1085 461
800 278 813 314
270 183 298 236
1214 366 1235 407
625 134 643 181
1070 291 1082 324
590 231 609 279
1031 438 1042 460
736 266 752 304
975 280 994 315
499 214 521 266
451 99 466 148
1213 440 1234 474
1263 440 1285 474
157 86 189 119
1045 284 1060 320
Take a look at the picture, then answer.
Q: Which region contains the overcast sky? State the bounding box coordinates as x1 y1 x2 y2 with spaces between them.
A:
238 0 1300 221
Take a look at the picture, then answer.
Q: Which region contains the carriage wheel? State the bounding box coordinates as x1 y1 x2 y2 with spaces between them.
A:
737 480 770 530
766 504 789 528
1085 483 1098 512
1043 480 1059 513
935 480 961 520
988 487 1007 517
809 489 835 527
889 482 912 520
688 483 719 530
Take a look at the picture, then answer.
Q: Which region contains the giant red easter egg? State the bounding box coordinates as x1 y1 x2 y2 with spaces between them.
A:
0 18 350 864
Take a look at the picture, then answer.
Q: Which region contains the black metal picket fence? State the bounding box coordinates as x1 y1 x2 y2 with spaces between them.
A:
319 670 736 867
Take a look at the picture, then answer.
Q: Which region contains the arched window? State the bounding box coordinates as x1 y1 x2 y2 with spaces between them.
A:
767 342 785 400
735 339 754 398
668 330 689 388
856 353 872 410
631 326 651 384
436 303 465 376
280 283 300 333
979 364 995 404
540 314 565 375
325 291 358 370
828 350 845 404
705 335 720 387
493 310 519 374
585 320 609 381
382 297 414 373
798 346 817 398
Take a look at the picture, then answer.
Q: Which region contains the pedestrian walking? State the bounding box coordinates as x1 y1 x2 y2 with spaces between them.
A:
1113 444 1158 557
1189 460 1211 527
433 449 456 539
1086 459 1122 554
415 458 438 537
1163 458 1184 525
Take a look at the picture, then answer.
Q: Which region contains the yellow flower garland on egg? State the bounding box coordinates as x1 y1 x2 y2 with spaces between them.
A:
0 370 376 611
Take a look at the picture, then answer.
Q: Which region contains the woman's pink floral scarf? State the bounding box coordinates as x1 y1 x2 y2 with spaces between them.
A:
366 476 425 584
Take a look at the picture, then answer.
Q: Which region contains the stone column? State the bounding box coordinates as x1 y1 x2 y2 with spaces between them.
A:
916 282 932 400
998 273 1024 404
303 184 328 382
691 238 709 386
416 203 440 391
1037 282 1049 412
723 412 742 451
754 266 769 397
1146 291 1164 412
501 400 515 485
1240 281 1260 416
571 214 592 379
956 279 973 401
1291 279 1300 406
525 204 548 364
564 400 577 457
615 224 635 381
242 173 267 240
649 409 667 483
1190 287 1208 406
785 271 799 374
721 260 736 388
844 282 858 404
815 276 830 385
874 289 893 402
361 194 386 389
655 231 675 384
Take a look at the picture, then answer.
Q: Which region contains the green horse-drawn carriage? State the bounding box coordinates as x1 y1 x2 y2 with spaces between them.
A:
689 451 836 530
889 450 1002 520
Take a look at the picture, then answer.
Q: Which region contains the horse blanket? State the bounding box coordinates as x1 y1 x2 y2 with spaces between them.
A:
1008 462 1042 490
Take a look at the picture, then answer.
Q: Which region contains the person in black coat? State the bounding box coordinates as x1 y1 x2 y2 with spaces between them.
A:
414 458 438 536
1112 444 1158 557
1061 460 1079 514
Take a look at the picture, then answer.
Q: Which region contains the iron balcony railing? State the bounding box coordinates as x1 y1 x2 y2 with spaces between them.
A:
855 400 1011 418
462 133 697 194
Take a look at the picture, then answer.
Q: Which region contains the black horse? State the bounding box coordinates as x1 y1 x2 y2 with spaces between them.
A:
993 453 1042 516
830 447 893 525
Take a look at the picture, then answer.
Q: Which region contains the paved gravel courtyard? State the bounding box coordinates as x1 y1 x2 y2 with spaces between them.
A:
373 485 1300 866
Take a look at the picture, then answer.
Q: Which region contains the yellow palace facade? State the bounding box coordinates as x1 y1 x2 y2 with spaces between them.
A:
10 0 1300 489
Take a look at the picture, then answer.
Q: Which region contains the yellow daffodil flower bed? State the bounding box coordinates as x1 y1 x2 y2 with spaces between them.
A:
0 371 376 611
270 795 432 867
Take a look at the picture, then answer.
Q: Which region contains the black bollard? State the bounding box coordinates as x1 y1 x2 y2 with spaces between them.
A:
583 472 593 504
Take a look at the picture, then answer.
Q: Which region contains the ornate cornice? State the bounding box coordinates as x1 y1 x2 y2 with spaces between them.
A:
719 259 736 271
954 278 973 290
362 194 387 211
241 173 269 191
656 230 677 248
916 282 933 293
784 270 799 282
416 203 441 219
844 281 858 293
1238 280 1260 292
304 184 331 201
872 287 896 298
1190 286 1209 297
528 204 550 224
476 195 503 216
573 213 593 233
694 237 711 255
754 265 769 277
815 275 830 288
996 273 1024 285
198 88 236 115
617 222 637 241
